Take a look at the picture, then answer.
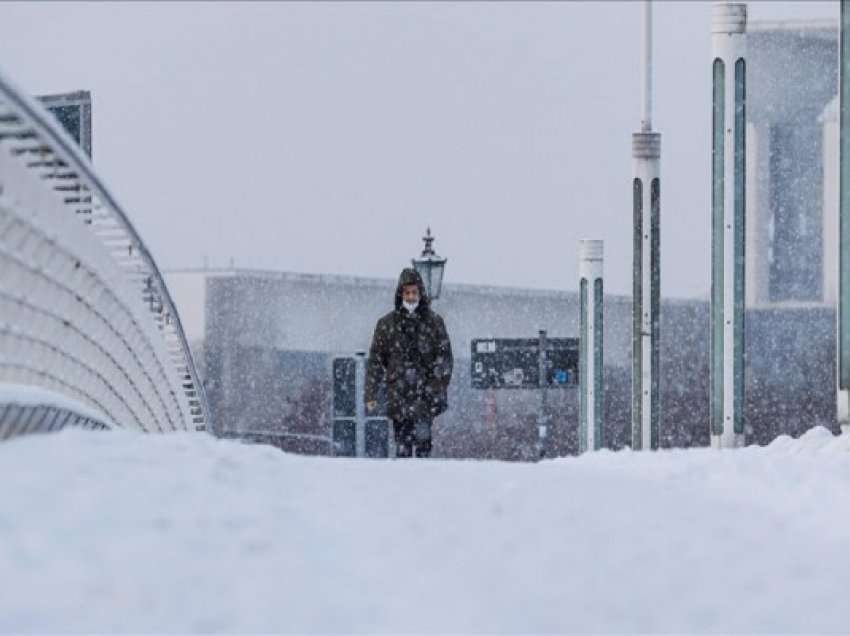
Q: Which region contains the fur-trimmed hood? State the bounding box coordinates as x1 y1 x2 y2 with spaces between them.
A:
394 267 430 312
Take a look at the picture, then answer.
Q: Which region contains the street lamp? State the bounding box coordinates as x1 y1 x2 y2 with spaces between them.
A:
412 227 447 300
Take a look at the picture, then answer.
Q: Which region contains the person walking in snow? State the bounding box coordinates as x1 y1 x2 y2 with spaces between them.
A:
365 268 453 458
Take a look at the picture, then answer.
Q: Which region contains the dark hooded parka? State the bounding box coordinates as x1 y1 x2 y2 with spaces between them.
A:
365 268 454 423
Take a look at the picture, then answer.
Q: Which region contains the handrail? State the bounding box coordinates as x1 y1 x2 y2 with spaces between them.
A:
0 68 210 432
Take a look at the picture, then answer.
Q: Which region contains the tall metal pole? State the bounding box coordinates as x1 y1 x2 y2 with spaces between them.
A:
641 1 653 133
632 0 661 450
839 0 850 435
710 3 747 449
579 240 604 453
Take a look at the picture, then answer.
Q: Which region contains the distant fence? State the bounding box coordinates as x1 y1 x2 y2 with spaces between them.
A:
0 68 209 435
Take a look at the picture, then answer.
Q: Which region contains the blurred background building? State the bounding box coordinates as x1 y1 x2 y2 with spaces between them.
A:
747 20 838 307
166 268 836 459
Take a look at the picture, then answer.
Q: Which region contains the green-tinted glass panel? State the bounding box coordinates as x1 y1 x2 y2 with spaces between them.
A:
594 277 604 450
579 277 588 453
734 58 746 436
711 58 725 437
651 178 661 449
632 178 643 449
841 0 850 389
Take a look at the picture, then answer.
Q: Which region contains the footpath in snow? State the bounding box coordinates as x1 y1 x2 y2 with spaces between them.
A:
0 426 849 633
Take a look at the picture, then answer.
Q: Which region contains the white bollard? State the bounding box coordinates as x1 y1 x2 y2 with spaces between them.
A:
579 240 604 452
710 3 747 449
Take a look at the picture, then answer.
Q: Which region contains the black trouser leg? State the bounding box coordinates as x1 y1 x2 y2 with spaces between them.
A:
414 438 432 458
393 420 414 458
414 419 433 458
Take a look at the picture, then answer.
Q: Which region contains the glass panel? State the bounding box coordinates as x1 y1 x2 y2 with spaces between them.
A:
841 0 850 388
333 357 357 417
580 277 588 453
332 420 356 457
734 58 746 435
430 262 445 300
632 178 643 448
594 277 604 450
651 178 661 449
711 58 725 436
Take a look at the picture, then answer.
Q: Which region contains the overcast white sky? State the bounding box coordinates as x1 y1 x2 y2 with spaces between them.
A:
0 1 838 298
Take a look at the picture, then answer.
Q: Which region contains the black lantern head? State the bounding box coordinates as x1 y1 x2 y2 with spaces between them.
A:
411 227 447 300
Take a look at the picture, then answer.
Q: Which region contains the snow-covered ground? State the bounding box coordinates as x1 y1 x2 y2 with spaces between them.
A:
1 427 849 633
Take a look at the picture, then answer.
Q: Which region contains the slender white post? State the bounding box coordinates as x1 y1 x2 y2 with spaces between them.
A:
579 240 604 453
537 329 548 459
710 3 747 449
355 351 366 457
632 0 661 451
641 0 653 133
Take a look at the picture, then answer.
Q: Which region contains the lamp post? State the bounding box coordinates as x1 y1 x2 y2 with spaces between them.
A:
632 0 662 451
412 227 447 300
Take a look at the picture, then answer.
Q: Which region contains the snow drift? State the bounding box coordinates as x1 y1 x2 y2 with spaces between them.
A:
0 427 848 633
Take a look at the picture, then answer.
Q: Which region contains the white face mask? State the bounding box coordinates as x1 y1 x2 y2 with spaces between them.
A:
403 300 419 314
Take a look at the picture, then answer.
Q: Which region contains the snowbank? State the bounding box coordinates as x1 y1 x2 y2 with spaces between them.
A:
0 427 848 633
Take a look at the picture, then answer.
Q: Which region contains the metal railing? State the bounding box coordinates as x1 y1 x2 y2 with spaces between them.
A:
0 68 209 433
0 383 111 440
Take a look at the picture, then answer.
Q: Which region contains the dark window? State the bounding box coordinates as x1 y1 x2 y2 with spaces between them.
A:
47 105 82 147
